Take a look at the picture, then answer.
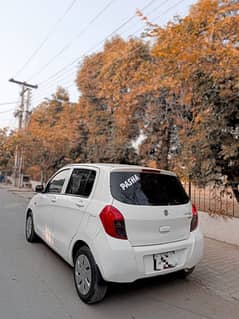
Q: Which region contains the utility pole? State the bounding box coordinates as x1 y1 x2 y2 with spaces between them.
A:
9 78 38 187
24 88 32 127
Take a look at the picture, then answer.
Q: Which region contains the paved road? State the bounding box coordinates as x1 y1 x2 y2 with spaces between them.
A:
0 188 239 319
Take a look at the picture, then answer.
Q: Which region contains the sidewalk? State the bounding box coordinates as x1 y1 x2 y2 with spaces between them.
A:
0 184 34 200
191 237 239 302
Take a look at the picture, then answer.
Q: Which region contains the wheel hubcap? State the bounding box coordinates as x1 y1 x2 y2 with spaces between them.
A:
75 254 92 295
26 216 33 238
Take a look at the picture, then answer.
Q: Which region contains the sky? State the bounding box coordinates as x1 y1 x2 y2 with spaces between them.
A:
0 0 197 129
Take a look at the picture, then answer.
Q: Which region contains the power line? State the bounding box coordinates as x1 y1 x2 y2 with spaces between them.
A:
0 118 17 130
151 0 186 22
118 0 170 38
17 0 227 117
32 0 188 104
35 0 169 92
32 38 147 101
28 0 116 81
35 69 77 93
36 67 77 94
31 0 163 104
130 0 185 36
0 101 18 106
33 13 219 109
146 0 170 16
32 0 180 102
14 0 80 77
31 41 150 104
36 0 158 88
0 108 15 114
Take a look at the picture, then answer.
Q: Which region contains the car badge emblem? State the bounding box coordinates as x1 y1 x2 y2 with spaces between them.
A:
164 209 168 216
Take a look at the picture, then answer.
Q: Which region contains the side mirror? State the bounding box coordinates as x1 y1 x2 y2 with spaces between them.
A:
35 185 44 193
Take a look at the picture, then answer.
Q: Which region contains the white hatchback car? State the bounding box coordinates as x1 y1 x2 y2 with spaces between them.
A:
25 164 203 304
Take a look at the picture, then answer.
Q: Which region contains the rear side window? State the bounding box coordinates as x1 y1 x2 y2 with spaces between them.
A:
110 171 189 206
66 169 96 197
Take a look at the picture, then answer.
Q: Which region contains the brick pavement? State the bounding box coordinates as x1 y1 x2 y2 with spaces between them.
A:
190 238 239 302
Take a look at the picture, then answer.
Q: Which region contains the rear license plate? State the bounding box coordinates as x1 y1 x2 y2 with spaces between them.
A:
154 251 178 271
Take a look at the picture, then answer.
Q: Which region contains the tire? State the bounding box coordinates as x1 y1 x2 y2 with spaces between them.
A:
178 266 195 278
73 246 108 304
25 212 38 243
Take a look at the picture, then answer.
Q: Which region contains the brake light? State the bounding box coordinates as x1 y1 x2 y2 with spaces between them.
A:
100 205 127 240
190 204 198 232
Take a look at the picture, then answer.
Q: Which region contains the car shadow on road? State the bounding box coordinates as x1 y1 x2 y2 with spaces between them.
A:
31 239 191 306
106 273 186 301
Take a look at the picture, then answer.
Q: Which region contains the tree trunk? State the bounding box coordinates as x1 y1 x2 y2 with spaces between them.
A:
232 186 239 203
160 125 170 170
227 172 239 203
40 168 47 184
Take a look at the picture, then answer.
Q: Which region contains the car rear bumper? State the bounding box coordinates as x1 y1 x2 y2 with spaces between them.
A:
94 228 204 283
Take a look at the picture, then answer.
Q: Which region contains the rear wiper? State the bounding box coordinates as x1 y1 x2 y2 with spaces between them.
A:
167 200 182 205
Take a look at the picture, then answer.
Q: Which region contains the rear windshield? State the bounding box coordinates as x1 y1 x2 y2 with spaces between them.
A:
110 171 189 206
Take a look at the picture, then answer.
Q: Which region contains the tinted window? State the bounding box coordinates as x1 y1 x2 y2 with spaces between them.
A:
66 169 96 197
110 171 189 206
45 170 69 194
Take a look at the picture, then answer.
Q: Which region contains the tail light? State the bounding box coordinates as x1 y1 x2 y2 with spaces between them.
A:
100 205 127 240
190 204 198 232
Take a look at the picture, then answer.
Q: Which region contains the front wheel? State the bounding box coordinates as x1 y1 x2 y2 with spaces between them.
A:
25 212 38 242
74 246 108 304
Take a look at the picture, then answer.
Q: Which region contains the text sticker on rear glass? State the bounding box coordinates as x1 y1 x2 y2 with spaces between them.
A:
120 174 140 191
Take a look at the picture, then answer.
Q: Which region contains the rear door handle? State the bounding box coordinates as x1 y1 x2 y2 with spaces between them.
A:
76 200 85 208
51 197 57 203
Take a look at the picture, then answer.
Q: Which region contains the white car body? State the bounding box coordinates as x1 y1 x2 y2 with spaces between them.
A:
26 163 203 284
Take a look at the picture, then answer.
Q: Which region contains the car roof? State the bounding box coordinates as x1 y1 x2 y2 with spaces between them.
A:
62 163 175 176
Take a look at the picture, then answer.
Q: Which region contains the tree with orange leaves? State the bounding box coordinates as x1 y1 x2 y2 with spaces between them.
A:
139 0 239 197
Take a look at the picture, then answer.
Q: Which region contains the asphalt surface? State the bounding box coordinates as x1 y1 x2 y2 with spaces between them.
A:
0 187 239 319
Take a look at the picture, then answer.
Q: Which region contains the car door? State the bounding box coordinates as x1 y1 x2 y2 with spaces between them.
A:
53 168 97 259
34 169 70 248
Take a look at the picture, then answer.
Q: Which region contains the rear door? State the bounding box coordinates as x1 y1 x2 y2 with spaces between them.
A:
53 168 97 259
110 170 192 246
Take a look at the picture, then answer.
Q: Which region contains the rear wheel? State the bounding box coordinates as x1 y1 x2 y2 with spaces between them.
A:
74 246 107 304
25 212 38 243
